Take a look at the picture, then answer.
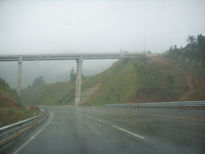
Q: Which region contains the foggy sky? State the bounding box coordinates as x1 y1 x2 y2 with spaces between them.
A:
0 59 116 88
0 0 205 88
0 0 205 54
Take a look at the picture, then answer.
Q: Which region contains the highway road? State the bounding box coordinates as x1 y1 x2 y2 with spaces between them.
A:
1 105 205 154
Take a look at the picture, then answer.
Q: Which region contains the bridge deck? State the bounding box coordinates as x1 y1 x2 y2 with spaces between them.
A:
0 52 144 61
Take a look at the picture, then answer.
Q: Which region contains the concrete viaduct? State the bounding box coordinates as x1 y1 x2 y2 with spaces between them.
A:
0 52 143 105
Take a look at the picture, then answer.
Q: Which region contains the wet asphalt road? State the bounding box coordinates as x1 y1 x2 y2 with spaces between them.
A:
4 105 205 154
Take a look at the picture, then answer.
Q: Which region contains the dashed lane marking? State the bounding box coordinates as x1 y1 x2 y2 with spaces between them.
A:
112 125 145 140
86 115 145 140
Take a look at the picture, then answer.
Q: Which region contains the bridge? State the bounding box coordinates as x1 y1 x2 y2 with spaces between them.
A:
0 52 143 105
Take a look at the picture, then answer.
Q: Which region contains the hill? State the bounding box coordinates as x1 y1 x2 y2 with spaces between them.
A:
0 78 41 127
21 55 205 106
21 34 205 106
82 55 205 105
21 81 75 105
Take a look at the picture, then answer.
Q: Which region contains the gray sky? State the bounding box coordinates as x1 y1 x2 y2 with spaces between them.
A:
0 59 116 88
0 0 205 88
0 0 205 54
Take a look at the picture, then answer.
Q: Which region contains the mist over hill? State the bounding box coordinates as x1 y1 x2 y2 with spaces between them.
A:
0 78 40 127
21 56 205 106
0 59 116 88
21 34 205 106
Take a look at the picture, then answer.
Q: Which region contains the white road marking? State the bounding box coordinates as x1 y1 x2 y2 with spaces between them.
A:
87 115 99 122
112 125 145 140
86 115 145 140
13 112 54 154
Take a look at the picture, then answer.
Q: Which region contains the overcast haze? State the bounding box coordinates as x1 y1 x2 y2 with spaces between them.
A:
0 0 205 54
0 0 205 88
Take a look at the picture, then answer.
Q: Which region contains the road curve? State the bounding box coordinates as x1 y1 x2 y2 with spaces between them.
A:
2 105 205 154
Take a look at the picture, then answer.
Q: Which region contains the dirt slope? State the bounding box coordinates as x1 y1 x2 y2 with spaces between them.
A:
82 55 205 105
0 78 41 127
21 55 205 106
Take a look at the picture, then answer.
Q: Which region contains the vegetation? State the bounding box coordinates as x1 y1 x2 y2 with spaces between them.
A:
22 81 75 105
21 34 205 106
82 57 186 105
166 34 205 61
81 34 205 105
31 76 46 88
70 68 76 82
0 78 20 103
165 34 205 77
0 77 41 127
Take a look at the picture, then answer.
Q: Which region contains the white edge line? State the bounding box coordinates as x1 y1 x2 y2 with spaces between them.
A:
12 112 54 154
112 125 145 140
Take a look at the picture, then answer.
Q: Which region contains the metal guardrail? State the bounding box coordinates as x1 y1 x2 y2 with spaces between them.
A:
106 101 205 109
0 111 48 142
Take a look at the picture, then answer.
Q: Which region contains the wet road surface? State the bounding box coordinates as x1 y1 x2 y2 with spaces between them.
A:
3 105 205 154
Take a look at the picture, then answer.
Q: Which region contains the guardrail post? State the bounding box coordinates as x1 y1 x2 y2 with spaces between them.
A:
17 56 23 96
75 59 83 106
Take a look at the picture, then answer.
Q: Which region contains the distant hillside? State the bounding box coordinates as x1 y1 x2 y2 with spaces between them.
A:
82 55 205 105
21 81 75 105
17 34 205 106
22 55 205 106
82 34 205 105
0 78 40 127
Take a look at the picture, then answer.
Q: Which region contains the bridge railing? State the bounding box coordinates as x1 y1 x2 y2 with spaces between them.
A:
0 52 145 61
106 101 205 109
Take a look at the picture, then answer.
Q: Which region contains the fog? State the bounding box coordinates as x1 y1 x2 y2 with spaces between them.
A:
0 60 116 88
0 0 205 87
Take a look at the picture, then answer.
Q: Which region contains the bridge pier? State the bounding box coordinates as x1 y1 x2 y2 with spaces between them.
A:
75 59 83 106
17 56 23 96
0 52 140 104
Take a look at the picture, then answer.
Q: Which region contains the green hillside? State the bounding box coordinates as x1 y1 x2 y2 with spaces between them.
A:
82 56 204 105
21 34 205 106
83 34 205 105
21 55 205 106
22 81 75 105
0 78 40 127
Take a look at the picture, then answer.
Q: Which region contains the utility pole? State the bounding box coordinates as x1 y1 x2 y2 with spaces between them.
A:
144 36 147 53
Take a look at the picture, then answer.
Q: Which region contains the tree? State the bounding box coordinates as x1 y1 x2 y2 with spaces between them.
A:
70 68 76 82
186 35 196 45
196 34 205 61
197 34 205 51
165 34 205 65
32 76 45 87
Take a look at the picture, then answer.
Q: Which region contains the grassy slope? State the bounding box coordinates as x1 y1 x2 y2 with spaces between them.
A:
85 59 140 105
0 78 41 127
21 81 75 105
83 56 186 105
21 55 205 106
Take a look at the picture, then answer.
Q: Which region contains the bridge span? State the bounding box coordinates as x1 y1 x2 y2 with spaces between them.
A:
0 52 143 105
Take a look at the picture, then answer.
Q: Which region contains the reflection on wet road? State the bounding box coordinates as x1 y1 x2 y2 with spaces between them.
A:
6 106 205 154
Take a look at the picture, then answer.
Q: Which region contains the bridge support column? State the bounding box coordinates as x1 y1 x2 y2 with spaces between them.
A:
75 59 83 106
17 56 23 96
